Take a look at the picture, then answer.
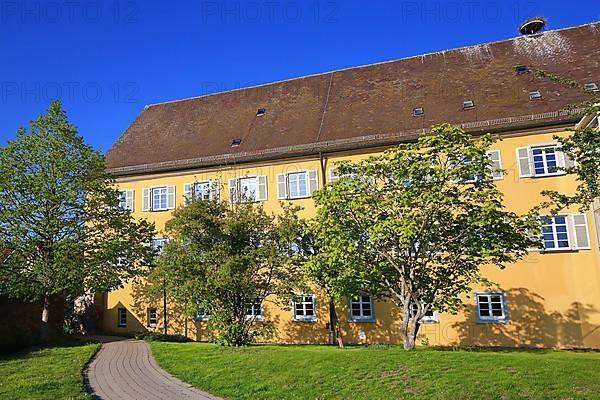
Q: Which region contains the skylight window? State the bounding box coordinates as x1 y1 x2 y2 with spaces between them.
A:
584 82 599 92
256 108 266 116
463 100 475 109
515 65 530 74
529 91 542 100
413 107 424 116
231 138 242 147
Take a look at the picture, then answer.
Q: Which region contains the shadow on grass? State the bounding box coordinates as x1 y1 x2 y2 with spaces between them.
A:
0 336 100 360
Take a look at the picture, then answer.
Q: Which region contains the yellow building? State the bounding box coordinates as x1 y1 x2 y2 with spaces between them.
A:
100 22 600 348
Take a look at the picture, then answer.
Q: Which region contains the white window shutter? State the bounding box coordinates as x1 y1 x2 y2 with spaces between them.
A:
229 178 238 204
561 150 576 169
329 168 339 182
516 147 532 178
184 183 193 206
167 186 176 209
571 214 590 250
277 173 288 200
308 170 319 195
142 188 150 211
126 190 134 211
210 180 220 201
487 150 503 180
257 176 268 201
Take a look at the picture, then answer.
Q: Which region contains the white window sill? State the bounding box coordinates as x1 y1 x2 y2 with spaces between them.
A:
476 318 509 324
293 317 317 322
349 318 375 323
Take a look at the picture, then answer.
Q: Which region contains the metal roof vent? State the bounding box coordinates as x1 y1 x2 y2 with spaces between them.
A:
584 82 599 92
413 107 424 116
231 138 242 147
256 108 266 116
529 91 542 100
515 65 530 74
463 100 475 109
519 17 546 35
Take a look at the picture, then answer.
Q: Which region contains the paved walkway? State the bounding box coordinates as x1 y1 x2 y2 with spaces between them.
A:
85 338 220 400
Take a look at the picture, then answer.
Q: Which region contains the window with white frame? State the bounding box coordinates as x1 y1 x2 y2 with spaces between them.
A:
117 307 127 327
277 170 318 200
535 214 590 251
516 144 573 178
245 301 263 320
409 303 438 323
142 186 176 211
147 308 157 327
152 237 170 255
293 294 316 321
184 181 219 204
453 151 503 183
118 190 134 210
594 199 600 253
194 306 210 321
349 294 374 322
229 176 268 203
475 292 507 322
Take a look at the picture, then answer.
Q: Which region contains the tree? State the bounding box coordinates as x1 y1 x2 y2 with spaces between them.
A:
149 200 307 346
305 124 537 350
532 69 600 211
0 101 155 341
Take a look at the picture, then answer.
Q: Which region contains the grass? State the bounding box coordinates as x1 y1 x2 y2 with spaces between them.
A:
150 342 600 400
0 340 99 400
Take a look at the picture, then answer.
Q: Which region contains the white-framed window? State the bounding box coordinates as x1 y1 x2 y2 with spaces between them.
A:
184 181 219 205
152 237 170 255
147 308 157 327
292 294 316 321
118 190 134 210
277 170 319 200
194 307 210 321
245 301 263 320
142 186 176 211
533 214 590 251
409 303 439 323
229 176 268 203
348 294 374 322
516 143 574 178
117 307 127 327
594 199 600 253
487 150 503 180
475 292 507 323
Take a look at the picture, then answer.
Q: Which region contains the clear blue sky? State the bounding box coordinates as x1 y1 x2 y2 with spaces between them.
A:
1 0 598 152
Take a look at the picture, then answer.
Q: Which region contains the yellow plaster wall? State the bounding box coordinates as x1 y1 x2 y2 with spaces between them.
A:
101 128 600 348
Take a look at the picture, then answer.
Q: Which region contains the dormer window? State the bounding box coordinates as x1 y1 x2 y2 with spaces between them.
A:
413 107 424 116
463 100 475 109
256 108 266 116
231 138 242 147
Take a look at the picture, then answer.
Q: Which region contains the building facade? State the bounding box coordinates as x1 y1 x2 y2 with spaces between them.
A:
100 22 600 348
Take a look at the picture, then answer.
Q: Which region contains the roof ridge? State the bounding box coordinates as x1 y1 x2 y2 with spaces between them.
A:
142 20 599 109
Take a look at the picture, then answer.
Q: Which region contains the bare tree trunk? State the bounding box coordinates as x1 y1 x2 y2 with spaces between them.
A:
40 296 51 343
400 311 420 351
328 300 344 348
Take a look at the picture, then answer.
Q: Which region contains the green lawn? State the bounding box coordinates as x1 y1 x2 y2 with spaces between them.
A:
150 342 600 400
0 341 99 400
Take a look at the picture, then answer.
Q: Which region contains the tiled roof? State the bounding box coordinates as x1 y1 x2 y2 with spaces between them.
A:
106 22 600 175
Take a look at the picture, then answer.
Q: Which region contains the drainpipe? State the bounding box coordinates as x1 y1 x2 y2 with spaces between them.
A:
163 278 168 335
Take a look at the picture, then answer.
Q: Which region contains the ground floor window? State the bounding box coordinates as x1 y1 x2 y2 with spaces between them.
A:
475 292 507 323
293 294 316 321
409 303 438 323
117 308 127 327
245 301 262 320
349 294 374 322
147 308 157 327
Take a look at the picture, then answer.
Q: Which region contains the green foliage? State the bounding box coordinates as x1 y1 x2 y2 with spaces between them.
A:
134 331 191 342
148 200 307 346
0 101 155 336
306 124 537 349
